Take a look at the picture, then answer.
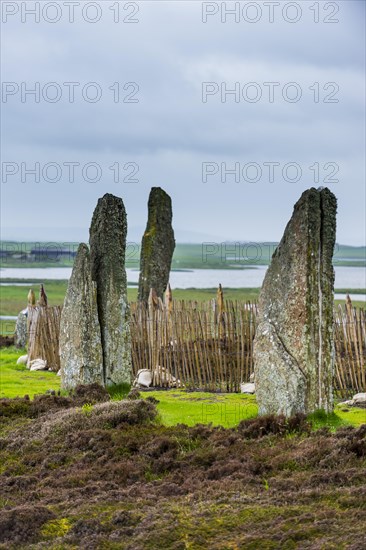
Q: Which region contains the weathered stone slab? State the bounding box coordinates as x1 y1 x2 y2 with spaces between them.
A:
254 187 337 416
138 187 175 302
15 311 28 348
60 243 103 390
89 194 132 386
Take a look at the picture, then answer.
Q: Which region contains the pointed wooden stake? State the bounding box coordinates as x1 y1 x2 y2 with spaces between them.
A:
38 284 48 307
217 283 225 314
27 289 36 306
165 283 173 314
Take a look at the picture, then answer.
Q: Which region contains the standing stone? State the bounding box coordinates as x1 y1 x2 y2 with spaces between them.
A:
138 187 175 302
89 194 131 386
15 311 28 349
14 289 36 348
253 187 337 416
60 243 103 390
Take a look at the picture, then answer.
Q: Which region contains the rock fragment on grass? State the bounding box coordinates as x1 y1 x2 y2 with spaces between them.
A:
240 383 255 394
28 358 48 371
16 354 28 365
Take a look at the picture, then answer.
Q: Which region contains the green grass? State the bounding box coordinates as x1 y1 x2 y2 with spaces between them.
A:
0 283 260 317
336 299 365 308
0 347 61 399
1 347 364 428
99 383 259 428
1 282 364 320
308 407 366 429
0 281 68 316
0 320 15 336
141 389 258 428
152 287 261 302
107 383 131 401
334 403 366 427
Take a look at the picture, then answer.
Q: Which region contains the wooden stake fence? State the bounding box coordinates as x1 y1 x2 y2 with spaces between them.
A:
27 306 62 372
130 299 258 391
21 288 365 395
333 298 366 397
130 297 365 396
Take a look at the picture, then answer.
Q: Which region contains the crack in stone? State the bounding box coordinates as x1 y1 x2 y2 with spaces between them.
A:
268 321 307 380
254 187 336 416
318 189 324 409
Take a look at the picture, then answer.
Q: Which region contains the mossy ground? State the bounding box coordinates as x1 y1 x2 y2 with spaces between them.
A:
0 347 60 399
140 390 258 428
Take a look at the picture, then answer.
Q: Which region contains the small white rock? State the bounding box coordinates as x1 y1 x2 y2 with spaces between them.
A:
133 367 182 388
153 366 182 388
352 393 366 404
240 382 255 394
28 358 48 371
133 369 153 388
341 393 366 407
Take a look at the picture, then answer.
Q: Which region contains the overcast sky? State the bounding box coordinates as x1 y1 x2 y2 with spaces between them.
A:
1 0 365 245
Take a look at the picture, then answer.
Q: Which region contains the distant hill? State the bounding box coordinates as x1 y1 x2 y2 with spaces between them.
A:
0 241 365 269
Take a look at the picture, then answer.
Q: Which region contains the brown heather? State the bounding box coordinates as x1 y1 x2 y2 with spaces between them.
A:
0 389 365 549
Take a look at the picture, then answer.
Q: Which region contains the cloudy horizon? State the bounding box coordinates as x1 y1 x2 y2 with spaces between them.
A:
1 1 365 246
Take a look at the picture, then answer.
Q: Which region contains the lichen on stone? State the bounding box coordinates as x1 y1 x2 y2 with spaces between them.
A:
254 187 337 416
138 187 175 302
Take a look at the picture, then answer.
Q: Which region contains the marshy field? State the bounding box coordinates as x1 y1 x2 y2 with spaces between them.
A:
1 241 365 325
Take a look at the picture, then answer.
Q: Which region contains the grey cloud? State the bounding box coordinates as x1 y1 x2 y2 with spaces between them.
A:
1 1 365 245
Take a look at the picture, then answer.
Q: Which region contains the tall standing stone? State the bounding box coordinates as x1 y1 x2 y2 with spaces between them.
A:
60 243 103 390
138 187 175 302
89 194 131 386
253 187 337 416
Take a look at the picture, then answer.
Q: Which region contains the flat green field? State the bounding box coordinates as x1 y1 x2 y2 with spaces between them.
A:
0 283 261 317
0 285 264 336
0 280 68 316
1 241 365 335
1 282 364 326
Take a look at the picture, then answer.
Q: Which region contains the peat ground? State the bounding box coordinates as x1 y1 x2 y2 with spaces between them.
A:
0 387 365 549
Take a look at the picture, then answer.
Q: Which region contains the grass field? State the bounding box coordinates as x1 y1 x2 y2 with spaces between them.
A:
0 320 15 336
1 347 365 429
0 347 59 399
0 285 264 336
1 282 365 327
0 283 262 317
0 280 68 316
